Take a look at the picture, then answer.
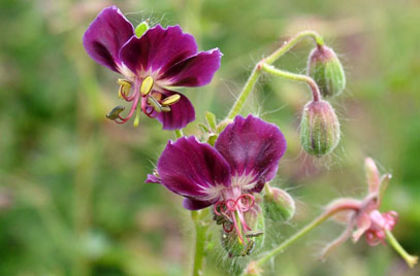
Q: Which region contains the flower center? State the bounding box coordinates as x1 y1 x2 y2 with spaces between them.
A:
105 76 182 125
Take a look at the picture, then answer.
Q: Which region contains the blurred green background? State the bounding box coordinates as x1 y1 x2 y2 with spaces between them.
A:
1 0 419 275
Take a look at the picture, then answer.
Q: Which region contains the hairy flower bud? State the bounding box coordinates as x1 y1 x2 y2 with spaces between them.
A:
307 45 346 97
263 186 295 221
300 100 340 156
220 208 265 257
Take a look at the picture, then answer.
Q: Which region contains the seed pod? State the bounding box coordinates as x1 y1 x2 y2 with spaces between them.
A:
263 186 295 221
307 45 346 97
221 208 265 257
300 100 340 156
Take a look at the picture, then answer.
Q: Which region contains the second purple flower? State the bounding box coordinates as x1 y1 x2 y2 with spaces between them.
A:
83 6 222 130
148 115 287 253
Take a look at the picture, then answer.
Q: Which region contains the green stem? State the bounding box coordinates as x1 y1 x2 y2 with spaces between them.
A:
254 202 354 267
226 30 323 120
261 63 321 101
191 209 210 276
264 30 324 65
385 230 418 268
226 65 261 120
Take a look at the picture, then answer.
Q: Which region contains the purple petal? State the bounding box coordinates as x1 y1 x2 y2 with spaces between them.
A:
159 49 222 87
156 90 195 130
120 25 198 75
183 198 213 210
157 137 231 202
83 6 134 72
215 115 287 192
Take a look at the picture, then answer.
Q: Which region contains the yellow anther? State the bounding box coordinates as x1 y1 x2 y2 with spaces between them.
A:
117 79 132 98
161 94 181 106
161 106 171 112
140 76 154 96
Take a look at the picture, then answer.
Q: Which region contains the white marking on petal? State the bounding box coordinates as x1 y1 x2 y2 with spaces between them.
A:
196 183 225 201
231 174 258 191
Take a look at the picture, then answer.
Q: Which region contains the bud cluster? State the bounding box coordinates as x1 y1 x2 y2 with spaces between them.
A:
298 44 345 156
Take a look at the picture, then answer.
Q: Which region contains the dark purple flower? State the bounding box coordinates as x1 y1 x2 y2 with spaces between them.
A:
83 6 222 130
149 115 287 240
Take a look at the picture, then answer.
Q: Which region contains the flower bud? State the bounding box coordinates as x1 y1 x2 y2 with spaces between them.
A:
307 45 346 97
221 208 265 257
263 186 295 221
300 100 340 156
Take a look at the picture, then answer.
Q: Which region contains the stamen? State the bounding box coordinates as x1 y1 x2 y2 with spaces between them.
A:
106 105 125 120
147 96 172 113
140 76 154 96
147 96 163 112
161 94 181 106
117 79 133 100
215 193 257 243
115 90 141 124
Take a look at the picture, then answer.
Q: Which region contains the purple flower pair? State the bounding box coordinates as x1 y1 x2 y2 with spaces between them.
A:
83 6 222 129
148 115 287 240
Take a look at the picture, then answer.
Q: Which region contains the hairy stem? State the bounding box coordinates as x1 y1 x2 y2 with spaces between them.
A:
226 65 261 120
264 30 324 65
191 209 210 276
253 200 359 267
226 30 323 120
385 230 418 268
261 63 321 101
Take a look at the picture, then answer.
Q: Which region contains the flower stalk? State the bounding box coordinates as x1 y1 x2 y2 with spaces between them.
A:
260 63 321 101
191 209 210 276
226 31 324 120
253 200 357 268
385 230 418 268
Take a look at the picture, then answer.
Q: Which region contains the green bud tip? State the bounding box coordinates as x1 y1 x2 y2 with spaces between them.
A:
300 100 340 156
307 45 346 97
135 21 149 37
263 186 295 221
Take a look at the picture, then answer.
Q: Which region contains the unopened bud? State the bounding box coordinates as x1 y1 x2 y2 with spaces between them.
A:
300 100 340 156
307 45 346 97
220 209 265 257
263 186 295 221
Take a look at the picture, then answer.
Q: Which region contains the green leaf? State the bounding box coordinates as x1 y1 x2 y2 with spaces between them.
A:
205 111 217 130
